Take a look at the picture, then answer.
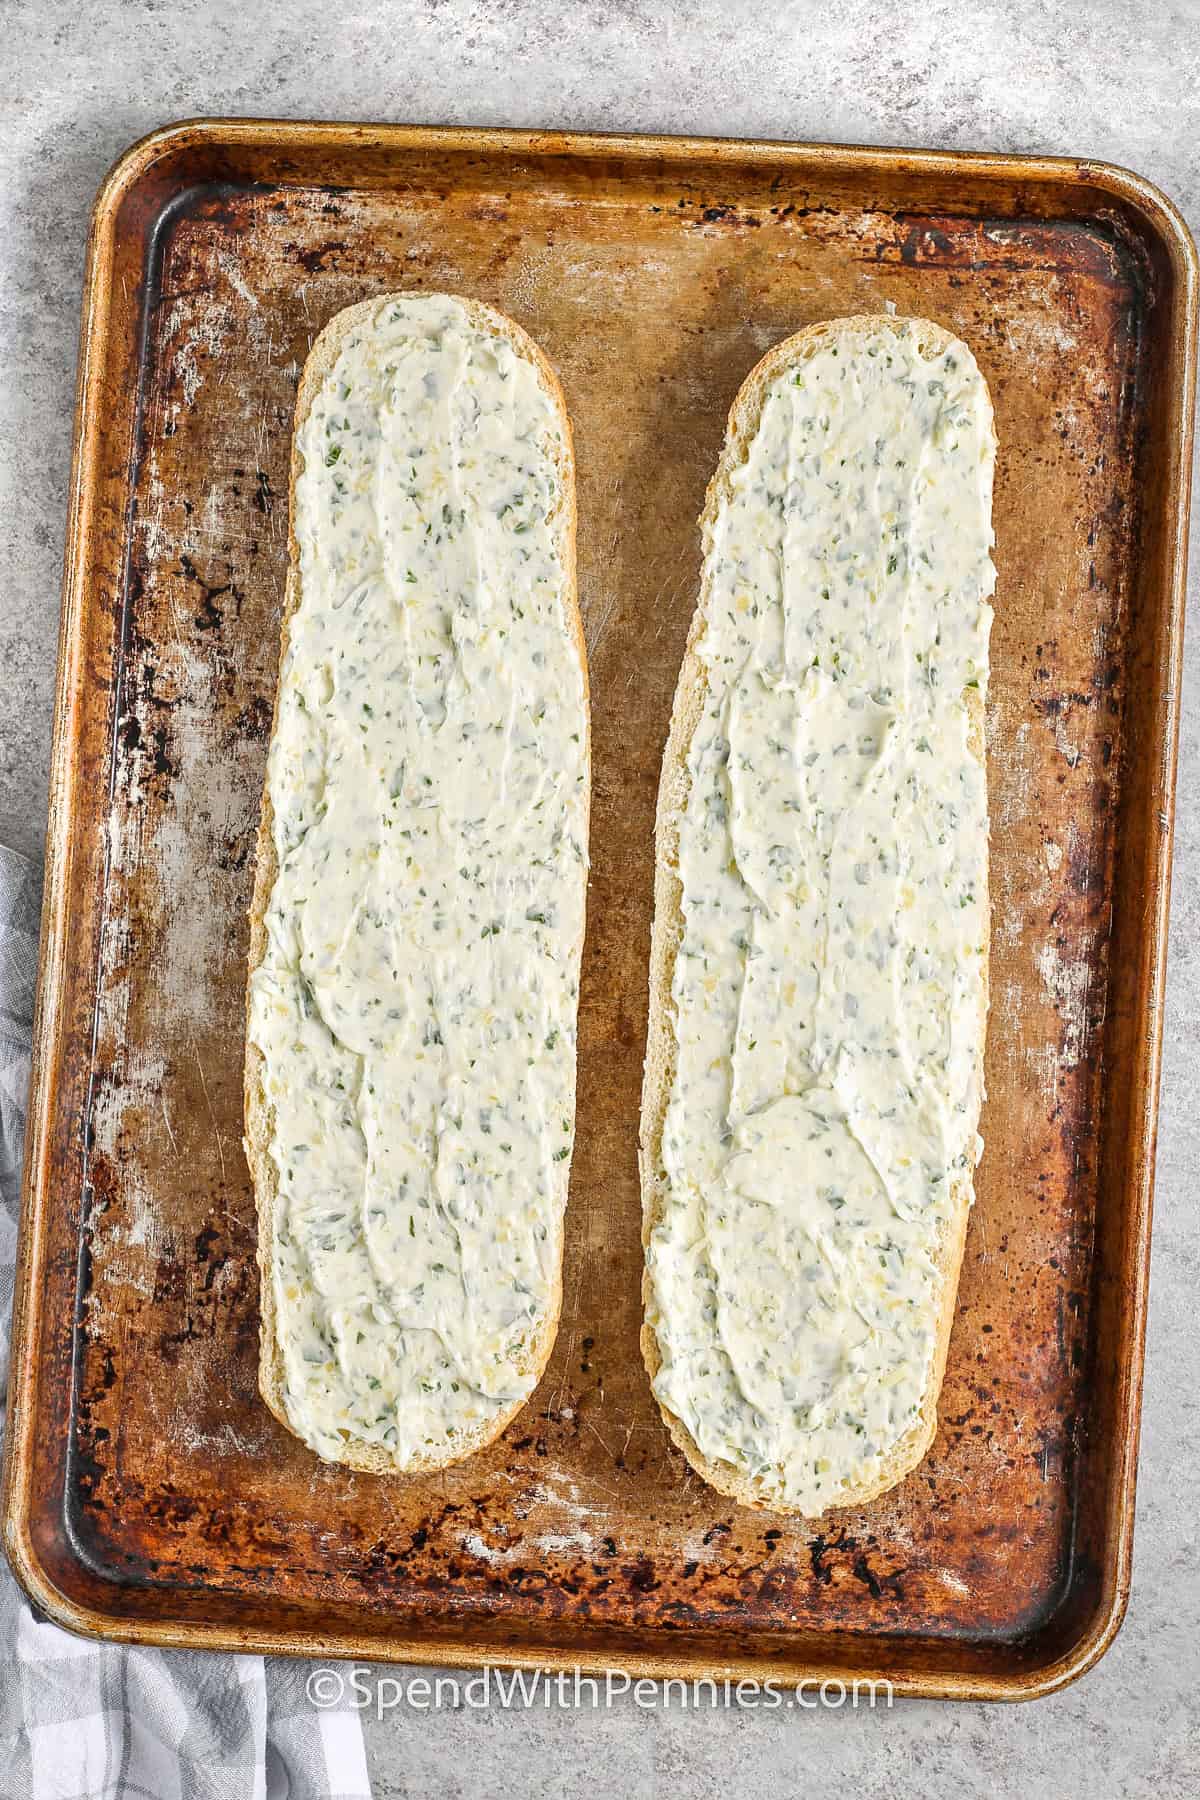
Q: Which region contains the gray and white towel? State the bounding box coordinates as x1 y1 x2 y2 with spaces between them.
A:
0 844 372 1800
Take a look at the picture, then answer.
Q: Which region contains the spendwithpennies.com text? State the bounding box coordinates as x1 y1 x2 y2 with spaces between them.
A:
307 1665 894 1718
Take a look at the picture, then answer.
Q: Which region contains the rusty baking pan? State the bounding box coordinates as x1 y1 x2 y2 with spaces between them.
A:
3 119 1194 1699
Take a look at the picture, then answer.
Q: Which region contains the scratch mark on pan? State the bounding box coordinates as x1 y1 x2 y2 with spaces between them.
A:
581 1411 617 1465
583 583 618 658
191 1034 227 1183
216 250 260 311
547 1327 577 1420
161 1092 180 1160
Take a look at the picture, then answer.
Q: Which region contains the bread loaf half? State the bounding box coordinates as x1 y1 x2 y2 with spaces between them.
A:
640 315 996 1516
245 293 588 1473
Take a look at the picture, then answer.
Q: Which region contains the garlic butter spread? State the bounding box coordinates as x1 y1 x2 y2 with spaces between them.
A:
646 321 994 1513
248 295 586 1466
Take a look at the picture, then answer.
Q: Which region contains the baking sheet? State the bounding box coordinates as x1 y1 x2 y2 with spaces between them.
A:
2 121 1194 1699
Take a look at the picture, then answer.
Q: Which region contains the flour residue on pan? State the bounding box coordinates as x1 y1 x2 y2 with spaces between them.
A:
1036 939 1093 1071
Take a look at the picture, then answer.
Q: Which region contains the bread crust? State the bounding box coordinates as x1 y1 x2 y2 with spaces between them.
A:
638 314 994 1517
244 293 589 1474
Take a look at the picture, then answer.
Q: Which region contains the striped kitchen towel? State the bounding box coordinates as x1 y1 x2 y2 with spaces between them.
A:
0 844 371 1800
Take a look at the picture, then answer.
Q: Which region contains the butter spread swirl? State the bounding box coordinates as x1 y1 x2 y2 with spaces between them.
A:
646 320 995 1513
248 294 587 1466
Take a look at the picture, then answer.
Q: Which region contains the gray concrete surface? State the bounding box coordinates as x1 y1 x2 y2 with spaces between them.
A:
3 1 1199 1794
